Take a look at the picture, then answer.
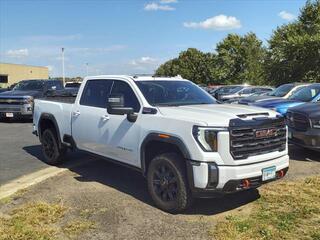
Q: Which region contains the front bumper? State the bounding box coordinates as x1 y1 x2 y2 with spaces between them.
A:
187 154 289 198
0 104 33 118
288 127 320 151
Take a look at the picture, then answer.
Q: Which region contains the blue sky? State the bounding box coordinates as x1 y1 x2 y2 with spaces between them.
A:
0 0 306 77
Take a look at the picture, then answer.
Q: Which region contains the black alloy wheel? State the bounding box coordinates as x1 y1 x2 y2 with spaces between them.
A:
147 152 193 213
41 128 66 165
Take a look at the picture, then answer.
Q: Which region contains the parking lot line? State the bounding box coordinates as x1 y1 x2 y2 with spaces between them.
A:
0 166 69 200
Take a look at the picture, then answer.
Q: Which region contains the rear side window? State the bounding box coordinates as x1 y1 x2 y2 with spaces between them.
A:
80 80 113 108
110 81 141 112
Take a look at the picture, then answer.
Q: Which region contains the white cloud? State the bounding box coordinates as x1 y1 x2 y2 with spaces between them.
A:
144 2 175 11
183 15 242 30
130 56 158 66
6 48 29 58
160 0 178 3
278 11 296 21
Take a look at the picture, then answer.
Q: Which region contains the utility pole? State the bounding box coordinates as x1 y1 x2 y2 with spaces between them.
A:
62 47 65 85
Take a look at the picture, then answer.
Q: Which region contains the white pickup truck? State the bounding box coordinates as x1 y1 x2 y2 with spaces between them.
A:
33 75 289 213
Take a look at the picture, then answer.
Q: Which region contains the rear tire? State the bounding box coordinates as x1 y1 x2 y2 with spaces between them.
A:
147 152 193 213
41 128 66 165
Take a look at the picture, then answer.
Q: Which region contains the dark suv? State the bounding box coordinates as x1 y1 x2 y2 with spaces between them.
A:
0 79 64 119
287 102 320 151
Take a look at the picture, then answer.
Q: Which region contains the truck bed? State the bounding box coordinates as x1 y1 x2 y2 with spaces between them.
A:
40 96 76 104
33 97 74 140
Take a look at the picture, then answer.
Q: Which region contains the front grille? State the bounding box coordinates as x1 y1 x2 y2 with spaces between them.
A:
0 107 21 112
230 117 286 160
286 111 310 132
0 98 24 105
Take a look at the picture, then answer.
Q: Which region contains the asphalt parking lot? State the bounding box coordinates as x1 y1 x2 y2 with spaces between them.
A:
1 121 319 185
0 121 97 186
0 121 320 239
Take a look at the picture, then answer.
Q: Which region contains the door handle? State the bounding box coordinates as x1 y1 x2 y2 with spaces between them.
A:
73 110 80 117
101 114 110 121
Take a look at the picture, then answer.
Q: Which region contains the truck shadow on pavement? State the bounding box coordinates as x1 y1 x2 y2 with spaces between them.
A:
24 144 261 215
22 144 320 215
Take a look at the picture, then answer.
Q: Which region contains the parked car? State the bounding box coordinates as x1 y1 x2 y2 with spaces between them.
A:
0 83 17 93
253 84 320 116
65 82 82 88
65 81 82 96
0 79 65 120
210 85 245 100
287 103 320 151
225 86 274 103
33 75 289 213
238 83 309 105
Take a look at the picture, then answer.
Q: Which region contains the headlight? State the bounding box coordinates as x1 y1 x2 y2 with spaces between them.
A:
311 119 320 129
193 126 226 152
23 96 34 104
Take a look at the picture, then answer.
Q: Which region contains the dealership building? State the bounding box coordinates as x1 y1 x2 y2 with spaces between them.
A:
0 63 49 88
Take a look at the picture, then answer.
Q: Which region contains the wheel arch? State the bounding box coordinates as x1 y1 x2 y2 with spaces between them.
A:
140 133 191 176
38 113 62 148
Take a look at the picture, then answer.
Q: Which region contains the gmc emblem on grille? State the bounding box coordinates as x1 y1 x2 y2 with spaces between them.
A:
255 128 278 138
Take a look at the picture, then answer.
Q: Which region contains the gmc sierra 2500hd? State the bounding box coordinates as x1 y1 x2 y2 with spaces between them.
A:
33 75 289 213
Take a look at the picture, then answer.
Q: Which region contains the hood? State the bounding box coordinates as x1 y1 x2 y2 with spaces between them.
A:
0 90 41 98
158 104 278 126
289 103 320 119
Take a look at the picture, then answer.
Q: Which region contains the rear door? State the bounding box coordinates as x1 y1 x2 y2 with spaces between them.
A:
71 79 113 155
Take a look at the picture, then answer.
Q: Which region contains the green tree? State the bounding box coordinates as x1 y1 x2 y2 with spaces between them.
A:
214 33 267 85
266 0 320 85
155 34 267 85
155 48 217 84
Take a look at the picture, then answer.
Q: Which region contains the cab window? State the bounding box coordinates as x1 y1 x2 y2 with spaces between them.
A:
80 80 113 108
110 81 141 113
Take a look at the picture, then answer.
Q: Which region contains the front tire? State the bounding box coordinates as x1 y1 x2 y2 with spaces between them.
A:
41 128 66 165
147 152 193 213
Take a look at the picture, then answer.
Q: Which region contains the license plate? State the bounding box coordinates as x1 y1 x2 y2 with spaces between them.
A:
262 166 276 181
5 113 14 118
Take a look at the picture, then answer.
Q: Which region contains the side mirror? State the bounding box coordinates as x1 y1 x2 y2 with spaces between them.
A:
107 95 137 122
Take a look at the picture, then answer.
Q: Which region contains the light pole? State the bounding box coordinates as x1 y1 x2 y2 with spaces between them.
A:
62 47 65 85
86 62 89 76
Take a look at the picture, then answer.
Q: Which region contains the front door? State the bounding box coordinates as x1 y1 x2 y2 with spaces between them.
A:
99 80 142 165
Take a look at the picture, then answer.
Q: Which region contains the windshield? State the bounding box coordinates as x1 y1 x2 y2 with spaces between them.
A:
269 84 294 97
13 80 44 91
288 85 320 102
136 80 216 106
